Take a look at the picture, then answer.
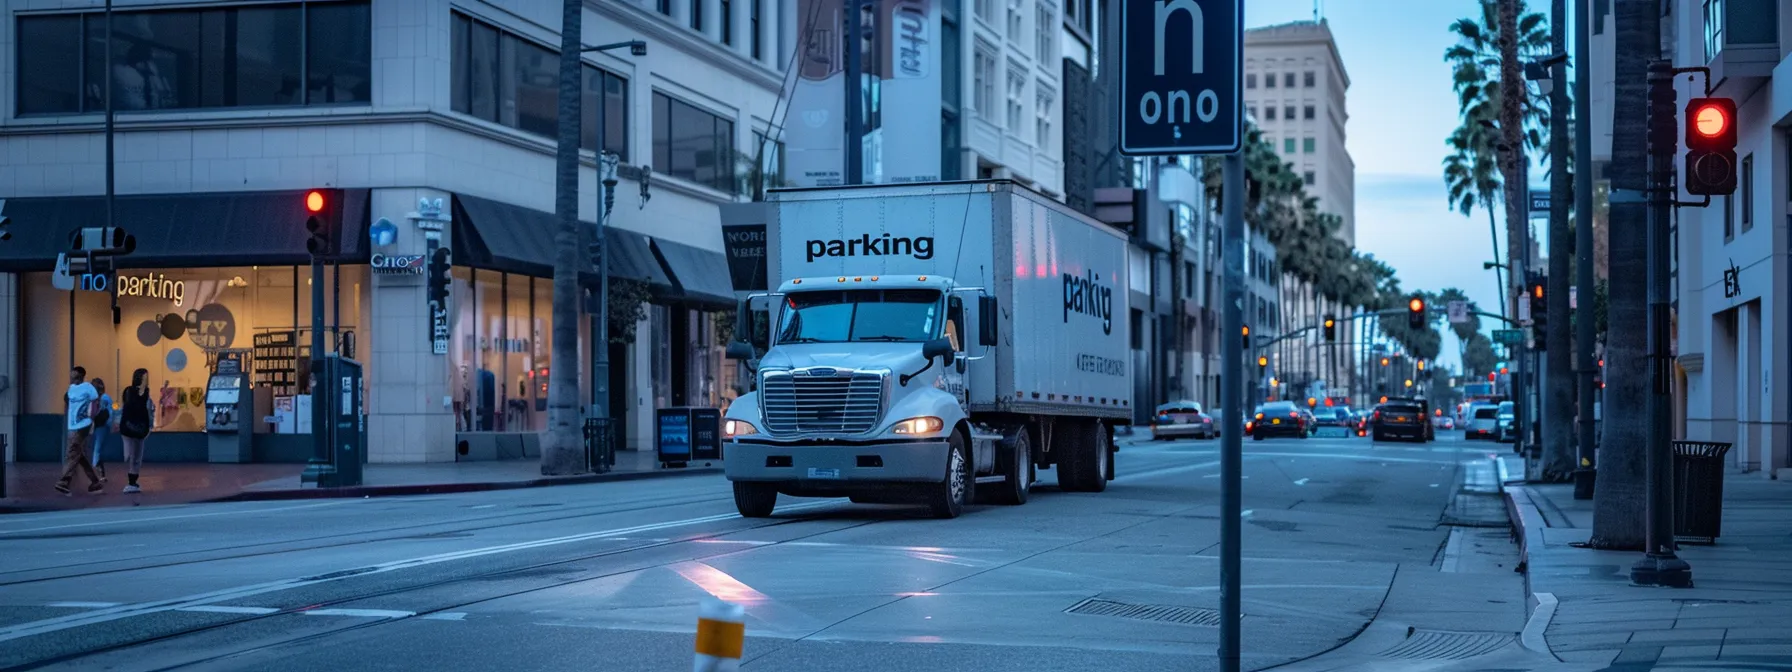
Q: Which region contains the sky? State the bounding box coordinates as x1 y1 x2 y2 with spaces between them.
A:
1245 0 1557 374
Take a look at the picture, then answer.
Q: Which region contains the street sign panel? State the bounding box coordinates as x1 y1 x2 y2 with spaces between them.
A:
1529 190 1550 213
1493 329 1524 345
1446 300 1469 324
1119 0 1242 155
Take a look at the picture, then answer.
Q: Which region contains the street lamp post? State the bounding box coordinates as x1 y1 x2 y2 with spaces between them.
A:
578 40 646 469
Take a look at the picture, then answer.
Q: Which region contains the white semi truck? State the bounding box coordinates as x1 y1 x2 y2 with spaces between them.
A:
721 181 1134 519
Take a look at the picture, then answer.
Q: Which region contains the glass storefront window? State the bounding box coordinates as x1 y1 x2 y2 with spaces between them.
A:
449 269 554 433
21 266 363 433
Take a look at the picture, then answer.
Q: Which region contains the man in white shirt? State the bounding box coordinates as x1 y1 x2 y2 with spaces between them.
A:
57 366 105 495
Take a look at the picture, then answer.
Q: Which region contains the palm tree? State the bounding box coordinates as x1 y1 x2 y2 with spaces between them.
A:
1541 0 1575 481
1587 0 1655 551
543 0 586 475
1444 109 1509 316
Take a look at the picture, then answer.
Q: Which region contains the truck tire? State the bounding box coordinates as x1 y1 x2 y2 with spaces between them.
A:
733 482 778 518
990 426 1033 505
1059 421 1110 493
926 431 970 519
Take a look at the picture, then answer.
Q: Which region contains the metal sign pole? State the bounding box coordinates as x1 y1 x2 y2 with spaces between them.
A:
1218 151 1244 672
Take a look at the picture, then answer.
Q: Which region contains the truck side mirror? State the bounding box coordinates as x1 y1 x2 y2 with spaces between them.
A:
977 296 998 346
725 341 756 361
923 338 957 366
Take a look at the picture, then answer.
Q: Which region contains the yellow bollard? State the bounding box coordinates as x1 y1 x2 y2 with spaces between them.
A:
693 598 745 671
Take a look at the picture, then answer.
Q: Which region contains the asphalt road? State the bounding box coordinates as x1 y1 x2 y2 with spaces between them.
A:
0 430 1516 672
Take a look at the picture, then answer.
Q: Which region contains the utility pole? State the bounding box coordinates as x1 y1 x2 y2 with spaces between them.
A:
1218 151 1244 672
1572 0 1598 499
1630 61 1691 587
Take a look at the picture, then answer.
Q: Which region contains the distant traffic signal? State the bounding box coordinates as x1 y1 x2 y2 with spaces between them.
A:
1258 355 1269 373
1322 314 1336 342
1381 357 1390 366
1684 97 1738 195
1242 325 1251 350
1407 295 1426 329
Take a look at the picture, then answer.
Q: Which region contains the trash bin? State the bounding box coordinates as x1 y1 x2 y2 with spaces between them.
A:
584 417 615 474
1672 440 1732 545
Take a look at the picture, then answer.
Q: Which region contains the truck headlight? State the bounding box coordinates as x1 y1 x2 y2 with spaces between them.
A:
891 416 945 434
724 419 758 438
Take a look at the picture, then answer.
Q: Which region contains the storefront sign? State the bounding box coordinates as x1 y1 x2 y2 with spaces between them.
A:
370 217 399 247
117 272 186 306
371 253 426 275
722 223 767 292
1723 260 1742 298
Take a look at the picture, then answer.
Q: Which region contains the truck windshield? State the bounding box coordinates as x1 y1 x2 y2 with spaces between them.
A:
778 289 942 344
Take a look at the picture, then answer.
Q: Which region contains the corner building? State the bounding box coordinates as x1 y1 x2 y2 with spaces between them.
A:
0 0 793 464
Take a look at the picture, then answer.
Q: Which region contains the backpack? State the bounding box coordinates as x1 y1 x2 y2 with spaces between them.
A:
91 398 110 428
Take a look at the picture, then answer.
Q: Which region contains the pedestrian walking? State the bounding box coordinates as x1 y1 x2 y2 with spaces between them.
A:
56 366 104 495
117 369 155 493
89 378 113 482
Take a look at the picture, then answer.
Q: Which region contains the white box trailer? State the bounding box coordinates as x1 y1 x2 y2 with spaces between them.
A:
721 180 1133 519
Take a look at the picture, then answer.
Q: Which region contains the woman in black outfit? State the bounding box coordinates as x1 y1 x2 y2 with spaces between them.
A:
117 368 155 493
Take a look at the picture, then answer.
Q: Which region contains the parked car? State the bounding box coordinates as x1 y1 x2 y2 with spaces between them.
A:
1496 401 1517 443
1312 407 1342 429
1465 404 1500 440
1250 401 1312 440
1369 401 1429 442
1151 401 1216 440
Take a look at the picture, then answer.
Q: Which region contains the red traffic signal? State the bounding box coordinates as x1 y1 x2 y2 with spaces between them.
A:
1685 97 1738 195
305 190 326 213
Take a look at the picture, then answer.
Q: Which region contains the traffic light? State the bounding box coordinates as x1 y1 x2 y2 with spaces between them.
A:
70 226 135 255
1322 314 1336 342
1417 360 1426 371
1242 325 1251 349
1407 295 1426 329
1381 357 1390 367
1257 355 1269 373
427 246 452 307
1684 97 1738 195
304 189 337 257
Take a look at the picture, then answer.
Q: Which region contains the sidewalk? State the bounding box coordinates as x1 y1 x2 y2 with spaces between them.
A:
1 449 720 513
1506 465 1792 669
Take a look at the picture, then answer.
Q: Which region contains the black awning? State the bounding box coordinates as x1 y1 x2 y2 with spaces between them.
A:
651 238 737 308
451 193 671 288
0 189 369 272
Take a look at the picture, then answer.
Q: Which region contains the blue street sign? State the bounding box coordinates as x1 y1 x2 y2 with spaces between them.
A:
1119 0 1243 155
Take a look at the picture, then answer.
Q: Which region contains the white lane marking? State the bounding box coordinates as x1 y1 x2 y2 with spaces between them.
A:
1243 452 1464 466
1440 528 1465 573
0 501 358 536
1430 483 1440 488
0 501 839 643
1240 510 1254 518
1292 478 1309 486
176 606 280 615
421 612 467 621
45 602 121 608
304 608 415 619
1117 460 1221 481
468 505 498 510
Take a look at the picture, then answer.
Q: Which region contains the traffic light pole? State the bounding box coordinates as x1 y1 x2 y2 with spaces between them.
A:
1218 151 1244 672
1631 62 1691 587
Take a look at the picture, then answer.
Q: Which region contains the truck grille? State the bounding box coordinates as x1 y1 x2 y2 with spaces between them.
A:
761 369 885 435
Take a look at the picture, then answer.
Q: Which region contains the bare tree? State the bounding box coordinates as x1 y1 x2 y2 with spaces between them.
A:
543 0 585 475
1587 0 1656 550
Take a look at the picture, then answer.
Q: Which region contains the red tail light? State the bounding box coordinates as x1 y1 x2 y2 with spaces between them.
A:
1372 410 1381 421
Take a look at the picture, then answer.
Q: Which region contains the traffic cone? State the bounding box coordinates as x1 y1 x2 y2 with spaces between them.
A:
693 598 745 671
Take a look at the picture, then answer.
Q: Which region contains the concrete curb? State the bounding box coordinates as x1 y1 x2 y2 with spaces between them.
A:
0 466 723 513
1504 485 1562 662
204 466 725 503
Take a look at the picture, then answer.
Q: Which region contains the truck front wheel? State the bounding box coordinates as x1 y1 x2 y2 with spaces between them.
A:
733 482 778 518
989 426 1033 505
926 431 970 519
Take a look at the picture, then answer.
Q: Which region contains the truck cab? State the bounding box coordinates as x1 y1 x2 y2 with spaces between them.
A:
722 275 1009 519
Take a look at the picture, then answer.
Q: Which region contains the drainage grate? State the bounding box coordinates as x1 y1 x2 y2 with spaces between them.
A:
1064 599 1222 626
1378 630 1513 660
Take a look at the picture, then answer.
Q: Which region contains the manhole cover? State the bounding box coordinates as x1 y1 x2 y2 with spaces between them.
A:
1378 630 1513 660
1064 598 1221 626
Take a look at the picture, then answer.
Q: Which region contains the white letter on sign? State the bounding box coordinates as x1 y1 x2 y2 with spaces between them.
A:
1197 89 1219 122
1154 0 1204 76
1140 92 1162 124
